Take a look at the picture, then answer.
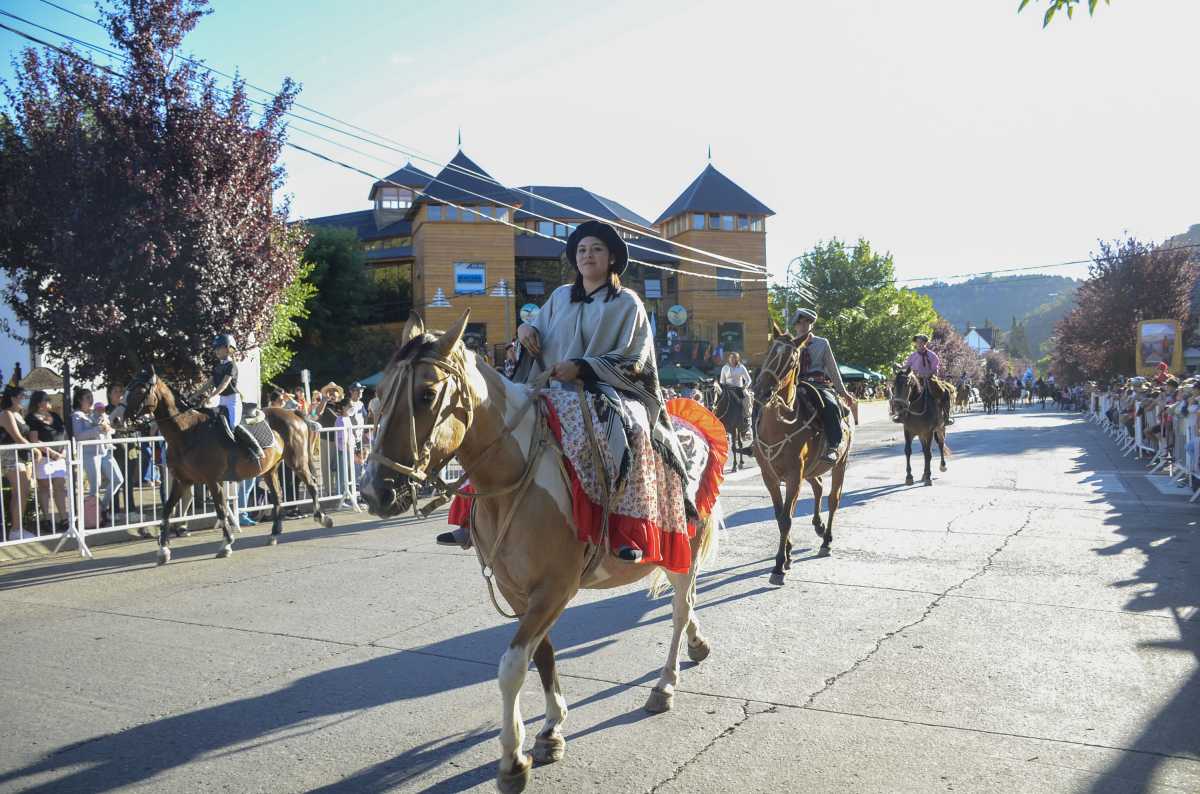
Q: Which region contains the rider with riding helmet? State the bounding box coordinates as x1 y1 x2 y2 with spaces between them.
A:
789 308 855 465
198 334 263 462
899 334 953 426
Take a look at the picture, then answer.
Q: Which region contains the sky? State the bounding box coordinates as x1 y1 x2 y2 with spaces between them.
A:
2 0 1198 289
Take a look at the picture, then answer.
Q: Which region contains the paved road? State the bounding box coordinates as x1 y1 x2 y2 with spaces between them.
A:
0 405 1197 793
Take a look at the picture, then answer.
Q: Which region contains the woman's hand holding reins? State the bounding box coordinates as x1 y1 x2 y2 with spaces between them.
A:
549 361 581 383
517 323 540 357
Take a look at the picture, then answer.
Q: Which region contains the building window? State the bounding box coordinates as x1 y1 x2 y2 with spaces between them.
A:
446 206 459 221
454 262 486 294
737 215 749 231
645 278 662 299
462 206 476 222
428 205 442 221
721 214 734 231
522 279 545 296
692 213 705 231
378 187 412 210
717 267 741 297
751 217 764 232
718 322 744 353
708 213 720 230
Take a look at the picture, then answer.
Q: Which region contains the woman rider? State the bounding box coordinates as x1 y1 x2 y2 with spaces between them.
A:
436 220 692 561
198 334 263 462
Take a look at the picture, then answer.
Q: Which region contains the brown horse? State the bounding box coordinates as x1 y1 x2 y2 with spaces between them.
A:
123 366 332 564
890 368 949 486
361 312 723 794
955 382 971 412
751 326 853 581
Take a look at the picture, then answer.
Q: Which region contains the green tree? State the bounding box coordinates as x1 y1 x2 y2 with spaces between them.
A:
1019 0 1109 27
261 256 317 382
773 238 938 372
1007 317 1033 360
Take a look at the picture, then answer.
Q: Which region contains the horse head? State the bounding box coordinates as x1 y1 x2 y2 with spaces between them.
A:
753 325 800 407
123 365 161 425
362 310 475 518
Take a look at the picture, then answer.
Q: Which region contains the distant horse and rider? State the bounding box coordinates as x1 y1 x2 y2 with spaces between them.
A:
714 352 753 472
752 311 857 581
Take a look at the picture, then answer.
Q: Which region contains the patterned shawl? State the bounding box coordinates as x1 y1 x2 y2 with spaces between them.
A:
515 284 691 502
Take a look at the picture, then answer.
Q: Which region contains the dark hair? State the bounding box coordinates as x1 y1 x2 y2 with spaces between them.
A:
0 385 23 411
72 387 93 410
27 390 50 417
268 388 284 404
570 270 622 303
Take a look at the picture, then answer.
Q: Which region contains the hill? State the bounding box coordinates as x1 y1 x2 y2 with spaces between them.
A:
912 274 1079 353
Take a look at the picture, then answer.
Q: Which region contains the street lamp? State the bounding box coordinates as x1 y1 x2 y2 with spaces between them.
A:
783 255 804 324
490 279 515 343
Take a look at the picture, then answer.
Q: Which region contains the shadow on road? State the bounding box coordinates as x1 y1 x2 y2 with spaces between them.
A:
0 555 770 792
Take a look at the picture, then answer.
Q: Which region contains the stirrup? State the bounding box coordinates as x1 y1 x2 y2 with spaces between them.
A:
615 546 643 563
436 527 472 549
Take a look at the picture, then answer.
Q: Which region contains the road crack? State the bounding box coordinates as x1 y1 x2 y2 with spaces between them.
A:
803 506 1037 707
646 700 775 793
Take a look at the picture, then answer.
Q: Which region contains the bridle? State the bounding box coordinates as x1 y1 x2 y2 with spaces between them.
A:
367 348 477 505
754 338 801 409
890 371 930 418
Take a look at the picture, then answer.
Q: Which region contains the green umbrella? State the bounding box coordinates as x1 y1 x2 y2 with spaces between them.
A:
659 365 709 385
838 364 870 382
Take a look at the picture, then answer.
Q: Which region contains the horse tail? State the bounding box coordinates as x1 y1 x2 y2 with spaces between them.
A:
647 501 722 599
939 430 954 459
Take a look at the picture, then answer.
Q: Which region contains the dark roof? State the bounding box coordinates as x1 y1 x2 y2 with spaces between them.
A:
418 150 519 207
514 186 653 227
515 235 566 259
367 162 434 200
365 245 413 261
299 210 411 242
627 236 678 264
301 209 377 239
654 163 774 224
973 326 999 345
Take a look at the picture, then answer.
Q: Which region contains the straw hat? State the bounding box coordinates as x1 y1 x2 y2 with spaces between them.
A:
320 382 345 403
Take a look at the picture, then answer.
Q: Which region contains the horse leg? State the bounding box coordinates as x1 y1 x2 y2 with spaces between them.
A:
921 432 933 486
904 430 915 485
770 475 802 585
530 637 567 765
265 467 284 545
684 574 711 663
303 462 333 529
764 476 787 586
821 461 847 557
157 479 185 565
809 475 825 538
209 480 235 558
497 592 569 794
646 567 699 713
937 429 948 472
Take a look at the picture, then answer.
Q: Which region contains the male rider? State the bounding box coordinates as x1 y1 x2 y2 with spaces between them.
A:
790 309 855 464
901 334 953 426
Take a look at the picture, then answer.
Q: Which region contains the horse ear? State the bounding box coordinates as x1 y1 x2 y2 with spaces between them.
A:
400 313 426 346
771 320 784 338
435 310 471 357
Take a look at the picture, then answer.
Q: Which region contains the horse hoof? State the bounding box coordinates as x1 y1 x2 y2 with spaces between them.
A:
497 755 532 794
923 479 933 487
216 545 233 559
905 476 914 485
644 687 674 713
321 515 334 529
940 463 948 472
268 536 278 546
768 571 786 586
157 548 171 565
816 546 831 558
532 733 565 765
687 639 711 663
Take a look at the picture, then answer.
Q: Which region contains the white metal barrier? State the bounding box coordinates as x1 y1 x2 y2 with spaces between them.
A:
2 421 378 555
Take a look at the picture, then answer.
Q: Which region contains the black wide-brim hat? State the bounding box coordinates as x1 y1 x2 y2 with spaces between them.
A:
913 334 929 343
565 220 628 276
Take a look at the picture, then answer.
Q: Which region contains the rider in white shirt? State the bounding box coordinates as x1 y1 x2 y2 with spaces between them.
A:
719 352 752 390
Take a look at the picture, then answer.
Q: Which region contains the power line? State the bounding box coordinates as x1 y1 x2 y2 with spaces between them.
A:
25 1 779 279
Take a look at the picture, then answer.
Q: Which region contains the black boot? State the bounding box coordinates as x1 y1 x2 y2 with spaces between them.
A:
233 423 265 463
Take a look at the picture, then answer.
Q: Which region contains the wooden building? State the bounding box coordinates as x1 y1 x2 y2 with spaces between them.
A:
303 151 775 364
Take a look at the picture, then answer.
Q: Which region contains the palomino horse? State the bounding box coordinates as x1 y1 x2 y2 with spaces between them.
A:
891 369 949 486
955 382 972 413
713 384 751 471
751 326 853 580
123 367 331 563
361 312 723 794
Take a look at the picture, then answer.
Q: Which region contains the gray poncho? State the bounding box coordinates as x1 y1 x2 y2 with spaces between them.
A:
517 284 690 497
